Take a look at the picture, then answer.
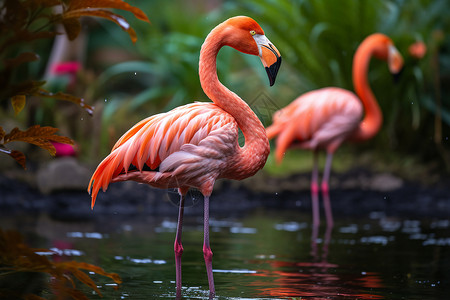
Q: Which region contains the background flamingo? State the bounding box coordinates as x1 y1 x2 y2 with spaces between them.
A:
88 16 281 297
266 33 402 227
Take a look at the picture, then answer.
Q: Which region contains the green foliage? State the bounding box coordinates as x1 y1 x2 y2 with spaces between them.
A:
224 0 450 167
90 1 233 118
0 0 149 168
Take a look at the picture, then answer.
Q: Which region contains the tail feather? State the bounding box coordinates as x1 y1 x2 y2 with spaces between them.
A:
265 123 282 140
88 146 127 209
274 122 296 164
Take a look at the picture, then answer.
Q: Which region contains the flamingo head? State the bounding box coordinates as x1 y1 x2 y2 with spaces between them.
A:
221 16 282 86
371 34 404 74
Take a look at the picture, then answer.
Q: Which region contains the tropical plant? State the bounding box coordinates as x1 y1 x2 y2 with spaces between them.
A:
224 0 450 169
0 0 149 168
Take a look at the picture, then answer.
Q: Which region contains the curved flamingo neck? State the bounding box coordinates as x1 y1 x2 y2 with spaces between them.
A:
351 37 383 141
199 26 269 179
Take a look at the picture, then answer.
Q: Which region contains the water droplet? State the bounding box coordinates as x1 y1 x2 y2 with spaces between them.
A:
134 72 137 75
80 117 84 121
105 98 108 102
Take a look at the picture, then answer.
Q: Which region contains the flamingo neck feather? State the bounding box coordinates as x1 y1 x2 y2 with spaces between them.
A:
352 38 383 141
198 25 269 178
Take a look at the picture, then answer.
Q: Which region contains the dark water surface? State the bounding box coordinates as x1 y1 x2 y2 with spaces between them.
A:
2 204 449 299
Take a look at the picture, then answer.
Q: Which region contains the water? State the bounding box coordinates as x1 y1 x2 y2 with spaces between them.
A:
2 206 449 300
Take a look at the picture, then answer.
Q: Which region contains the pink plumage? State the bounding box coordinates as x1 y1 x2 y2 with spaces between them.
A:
266 33 403 228
87 16 281 297
88 103 238 206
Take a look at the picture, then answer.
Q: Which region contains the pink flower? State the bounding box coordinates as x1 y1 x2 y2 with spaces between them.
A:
51 141 77 157
51 61 81 75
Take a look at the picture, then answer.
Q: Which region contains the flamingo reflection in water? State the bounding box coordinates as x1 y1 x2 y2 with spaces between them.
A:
249 224 384 298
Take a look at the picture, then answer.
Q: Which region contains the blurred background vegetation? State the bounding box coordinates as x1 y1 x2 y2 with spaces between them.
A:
1 0 449 181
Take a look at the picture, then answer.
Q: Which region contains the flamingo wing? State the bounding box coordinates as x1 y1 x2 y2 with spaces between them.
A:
267 87 363 162
88 102 238 207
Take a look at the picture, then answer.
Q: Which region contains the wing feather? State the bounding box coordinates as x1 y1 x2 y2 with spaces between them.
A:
268 87 363 156
88 102 236 207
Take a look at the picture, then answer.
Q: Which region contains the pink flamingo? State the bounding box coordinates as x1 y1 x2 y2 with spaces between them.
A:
266 33 403 227
88 16 281 297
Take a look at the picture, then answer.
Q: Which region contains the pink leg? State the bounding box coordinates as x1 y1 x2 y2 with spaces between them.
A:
321 152 334 227
174 194 185 297
311 151 320 228
203 195 215 297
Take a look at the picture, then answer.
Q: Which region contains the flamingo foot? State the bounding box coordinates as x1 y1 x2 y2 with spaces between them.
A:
174 242 183 297
203 195 215 297
203 244 215 297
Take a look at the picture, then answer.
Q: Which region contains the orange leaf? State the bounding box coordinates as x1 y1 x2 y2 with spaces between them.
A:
62 17 82 41
37 88 94 115
9 150 27 169
11 94 26 115
4 52 40 69
67 267 103 296
4 125 74 156
63 9 138 42
69 261 122 284
0 127 5 141
0 146 27 169
67 0 150 22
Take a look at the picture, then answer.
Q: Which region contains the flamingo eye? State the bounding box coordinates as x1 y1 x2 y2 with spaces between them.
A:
250 30 256 36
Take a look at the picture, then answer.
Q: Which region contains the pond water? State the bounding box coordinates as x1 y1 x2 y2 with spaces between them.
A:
2 201 449 299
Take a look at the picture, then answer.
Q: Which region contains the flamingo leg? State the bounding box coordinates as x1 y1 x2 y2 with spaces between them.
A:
202 195 215 297
174 194 185 297
322 152 334 227
311 151 320 228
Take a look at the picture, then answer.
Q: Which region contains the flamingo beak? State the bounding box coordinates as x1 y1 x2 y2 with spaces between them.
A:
388 45 404 74
254 35 282 86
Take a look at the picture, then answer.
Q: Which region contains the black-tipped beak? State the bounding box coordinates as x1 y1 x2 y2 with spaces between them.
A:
392 66 404 83
388 44 404 84
260 42 282 86
265 55 282 86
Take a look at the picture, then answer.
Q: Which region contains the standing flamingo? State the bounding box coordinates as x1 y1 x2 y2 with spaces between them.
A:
266 33 402 227
88 16 281 297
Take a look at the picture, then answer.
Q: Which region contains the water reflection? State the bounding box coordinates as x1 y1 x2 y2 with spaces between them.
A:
249 221 384 299
1 206 450 299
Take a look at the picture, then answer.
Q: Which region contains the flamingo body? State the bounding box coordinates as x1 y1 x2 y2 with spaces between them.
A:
267 87 363 160
88 16 281 297
266 33 403 227
89 102 241 205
